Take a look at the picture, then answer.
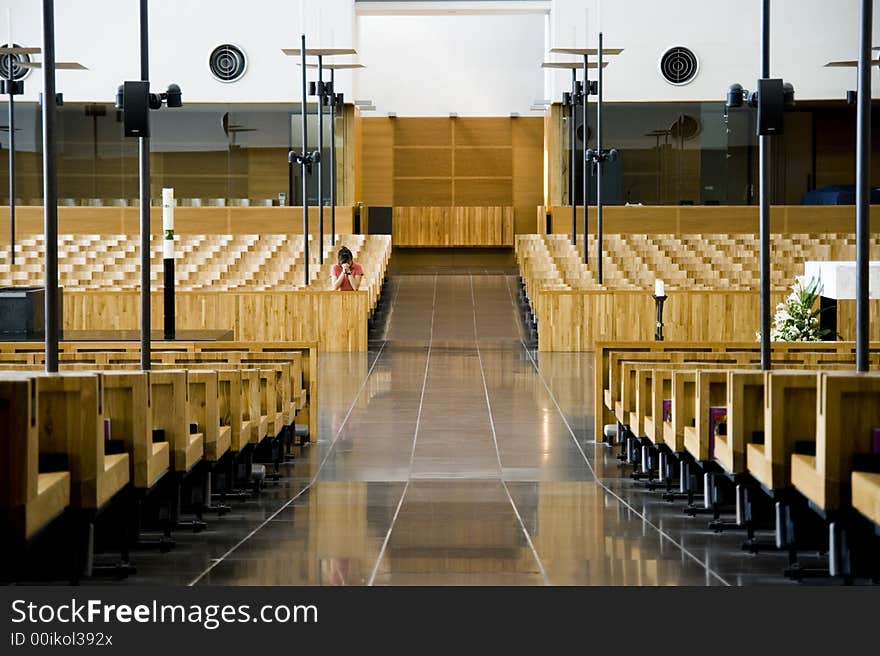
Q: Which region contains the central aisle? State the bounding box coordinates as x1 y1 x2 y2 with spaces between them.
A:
197 275 723 586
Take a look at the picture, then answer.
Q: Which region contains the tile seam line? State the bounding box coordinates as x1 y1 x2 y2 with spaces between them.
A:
368 273 438 586
471 274 550 586
500 275 730 587
187 337 389 587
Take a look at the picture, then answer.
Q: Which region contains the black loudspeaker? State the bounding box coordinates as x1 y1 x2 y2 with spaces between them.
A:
123 80 150 137
0 79 23 95
757 78 784 136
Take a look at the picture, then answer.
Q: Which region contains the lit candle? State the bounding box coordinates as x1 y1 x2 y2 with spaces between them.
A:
654 279 665 297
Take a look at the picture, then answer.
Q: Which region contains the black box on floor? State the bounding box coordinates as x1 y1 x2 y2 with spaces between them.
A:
0 286 63 336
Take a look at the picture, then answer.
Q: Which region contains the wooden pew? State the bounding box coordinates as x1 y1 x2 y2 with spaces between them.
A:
0 341 319 443
670 370 698 455
717 372 765 476
102 371 169 490
595 340 880 443
747 372 819 492
791 372 880 514
0 378 71 544
683 370 730 463
149 370 203 475
24 373 131 512
186 370 231 463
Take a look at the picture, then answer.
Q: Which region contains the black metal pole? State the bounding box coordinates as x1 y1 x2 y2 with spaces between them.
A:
7 62 15 266
139 0 151 369
597 32 604 285
582 53 589 265
856 0 872 372
41 0 58 372
300 34 309 286
330 67 336 245
569 67 576 245
317 54 324 264
759 0 771 371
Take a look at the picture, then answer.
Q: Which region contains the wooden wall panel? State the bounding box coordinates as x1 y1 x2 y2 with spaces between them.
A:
0 206 354 238
547 205 880 236
392 207 513 247
358 116 544 233
532 288 880 352
395 148 453 177
62 290 369 352
359 118 394 206
513 117 545 236
454 118 511 147
246 148 290 200
454 148 513 177
394 118 452 147
454 179 513 206
394 179 453 206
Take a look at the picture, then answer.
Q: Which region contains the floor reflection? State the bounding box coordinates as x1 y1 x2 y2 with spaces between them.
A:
181 275 792 587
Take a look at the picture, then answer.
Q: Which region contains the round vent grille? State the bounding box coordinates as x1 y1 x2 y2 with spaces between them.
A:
209 44 247 83
0 43 33 82
659 46 699 85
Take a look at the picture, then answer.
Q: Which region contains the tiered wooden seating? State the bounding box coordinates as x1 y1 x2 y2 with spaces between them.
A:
517 233 880 350
518 232 880 295
0 233 392 295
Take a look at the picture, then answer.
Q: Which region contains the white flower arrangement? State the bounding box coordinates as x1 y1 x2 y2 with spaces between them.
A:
756 276 831 342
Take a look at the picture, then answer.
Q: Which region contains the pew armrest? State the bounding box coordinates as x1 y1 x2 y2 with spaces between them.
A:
852 471 880 527
791 454 828 511
97 453 129 509
24 471 71 540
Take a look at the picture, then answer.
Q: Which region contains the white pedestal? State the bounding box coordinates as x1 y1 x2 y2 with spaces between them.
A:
803 261 880 300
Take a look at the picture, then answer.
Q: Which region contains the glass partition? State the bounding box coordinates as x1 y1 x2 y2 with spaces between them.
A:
0 101 348 207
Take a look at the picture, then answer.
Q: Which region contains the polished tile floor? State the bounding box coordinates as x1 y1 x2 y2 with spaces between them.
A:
116 274 806 586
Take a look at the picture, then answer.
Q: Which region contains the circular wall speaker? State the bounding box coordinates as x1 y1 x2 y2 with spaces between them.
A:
209 44 248 83
0 43 33 82
659 46 699 86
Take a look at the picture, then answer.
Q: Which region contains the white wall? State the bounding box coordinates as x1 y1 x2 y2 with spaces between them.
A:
548 0 880 102
355 12 545 116
2 0 878 113
2 0 358 103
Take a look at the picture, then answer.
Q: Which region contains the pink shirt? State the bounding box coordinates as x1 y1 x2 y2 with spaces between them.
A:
332 262 364 291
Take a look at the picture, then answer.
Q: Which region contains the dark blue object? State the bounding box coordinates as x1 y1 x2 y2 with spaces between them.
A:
802 184 880 205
